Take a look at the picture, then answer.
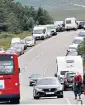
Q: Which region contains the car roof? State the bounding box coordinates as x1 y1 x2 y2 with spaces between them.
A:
38 77 58 80
74 37 84 40
69 44 78 48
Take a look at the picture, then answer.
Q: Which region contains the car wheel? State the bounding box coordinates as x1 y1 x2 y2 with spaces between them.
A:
57 95 63 98
33 90 40 99
64 86 67 91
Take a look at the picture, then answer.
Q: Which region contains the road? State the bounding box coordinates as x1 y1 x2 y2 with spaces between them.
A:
19 30 85 104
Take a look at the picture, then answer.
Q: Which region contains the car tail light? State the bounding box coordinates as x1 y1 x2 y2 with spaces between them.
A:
64 78 68 82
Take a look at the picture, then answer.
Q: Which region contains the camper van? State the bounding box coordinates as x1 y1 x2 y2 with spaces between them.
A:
33 25 48 40
55 56 83 83
65 17 78 30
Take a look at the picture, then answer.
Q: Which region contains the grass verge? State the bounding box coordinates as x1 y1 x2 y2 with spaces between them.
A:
0 32 32 50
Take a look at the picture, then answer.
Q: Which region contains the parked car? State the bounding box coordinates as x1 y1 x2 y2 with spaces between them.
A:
63 71 75 91
6 47 19 56
78 21 85 29
72 37 84 46
29 74 42 86
12 43 24 52
78 31 85 38
20 39 27 50
11 38 21 45
25 36 35 47
67 44 78 53
33 77 63 99
56 24 65 32
66 51 78 56
46 24 57 36
15 46 24 55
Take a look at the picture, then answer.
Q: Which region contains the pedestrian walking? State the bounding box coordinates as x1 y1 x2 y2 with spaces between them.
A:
83 72 85 95
73 72 82 100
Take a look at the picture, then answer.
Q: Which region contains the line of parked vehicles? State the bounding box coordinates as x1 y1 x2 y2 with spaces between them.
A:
54 29 85 92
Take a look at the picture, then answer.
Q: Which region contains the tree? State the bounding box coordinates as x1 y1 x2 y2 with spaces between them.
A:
78 38 85 62
26 17 35 31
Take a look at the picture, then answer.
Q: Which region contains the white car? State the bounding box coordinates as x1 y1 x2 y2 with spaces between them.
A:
78 31 85 38
25 36 35 47
72 37 84 45
66 51 78 56
67 44 78 52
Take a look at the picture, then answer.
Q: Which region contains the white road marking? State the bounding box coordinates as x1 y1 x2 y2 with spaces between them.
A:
65 98 71 105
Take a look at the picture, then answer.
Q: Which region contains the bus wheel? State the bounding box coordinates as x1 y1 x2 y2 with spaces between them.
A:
10 99 20 104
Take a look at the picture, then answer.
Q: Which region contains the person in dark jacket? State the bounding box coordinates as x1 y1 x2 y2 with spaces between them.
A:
83 72 85 95
73 72 82 100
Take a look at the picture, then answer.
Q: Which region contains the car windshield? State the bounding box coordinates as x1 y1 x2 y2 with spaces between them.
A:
66 20 71 24
68 52 78 56
0 55 14 74
61 71 69 75
69 47 77 50
25 37 32 41
79 32 85 37
67 73 75 78
72 39 83 44
31 74 41 78
33 29 44 34
47 26 55 30
37 78 60 85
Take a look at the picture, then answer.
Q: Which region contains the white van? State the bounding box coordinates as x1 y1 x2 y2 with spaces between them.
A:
55 56 83 81
11 38 21 45
33 25 48 40
72 37 84 45
65 17 78 30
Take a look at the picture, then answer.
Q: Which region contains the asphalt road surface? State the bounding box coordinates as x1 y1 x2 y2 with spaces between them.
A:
19 30 85 104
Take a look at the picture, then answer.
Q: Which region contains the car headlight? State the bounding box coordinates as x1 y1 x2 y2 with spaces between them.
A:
57 86 63 91
36 88 42 91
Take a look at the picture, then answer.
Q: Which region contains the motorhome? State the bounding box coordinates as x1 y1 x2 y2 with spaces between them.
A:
55 56 83 83
65 17 78 30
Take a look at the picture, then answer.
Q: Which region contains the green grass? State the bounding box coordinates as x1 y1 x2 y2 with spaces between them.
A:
0 32 32 50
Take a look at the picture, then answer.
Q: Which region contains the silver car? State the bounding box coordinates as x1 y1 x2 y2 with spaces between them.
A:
20 39 27 50
6 47 19 56
33 77 63 99
25 36 35 47
11 43 24 55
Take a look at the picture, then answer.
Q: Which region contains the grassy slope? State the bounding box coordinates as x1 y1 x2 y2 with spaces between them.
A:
0 32 31 50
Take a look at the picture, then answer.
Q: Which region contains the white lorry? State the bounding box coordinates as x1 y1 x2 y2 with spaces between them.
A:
33 25 48 40
55 56 83 83
65 17 78 31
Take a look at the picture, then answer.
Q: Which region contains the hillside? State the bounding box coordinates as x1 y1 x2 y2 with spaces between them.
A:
15 0 85 20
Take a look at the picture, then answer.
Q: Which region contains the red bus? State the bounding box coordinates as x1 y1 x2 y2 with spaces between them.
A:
0 53 20 104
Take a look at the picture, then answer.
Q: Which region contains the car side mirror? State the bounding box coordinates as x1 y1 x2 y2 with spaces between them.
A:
18 68 20 73
29 77 31 78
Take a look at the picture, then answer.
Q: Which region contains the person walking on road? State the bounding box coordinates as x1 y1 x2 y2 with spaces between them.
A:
83 72 85 95
73 72 82 100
